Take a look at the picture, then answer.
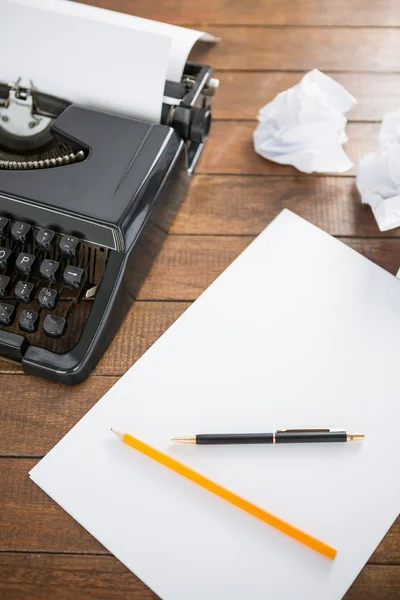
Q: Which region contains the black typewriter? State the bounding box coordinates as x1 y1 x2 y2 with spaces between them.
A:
0 62 217 384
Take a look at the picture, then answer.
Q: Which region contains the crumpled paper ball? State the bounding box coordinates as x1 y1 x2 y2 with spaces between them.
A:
356 111 400 231
253 69 356 174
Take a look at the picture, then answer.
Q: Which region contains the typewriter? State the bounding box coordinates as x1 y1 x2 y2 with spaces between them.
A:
0 62 217 384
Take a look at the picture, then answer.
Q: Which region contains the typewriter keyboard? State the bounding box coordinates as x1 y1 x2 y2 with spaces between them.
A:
0 217 109 354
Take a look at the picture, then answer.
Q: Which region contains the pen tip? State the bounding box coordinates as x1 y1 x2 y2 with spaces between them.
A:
111 429 124 440
171 436 196 444
347 433 365 441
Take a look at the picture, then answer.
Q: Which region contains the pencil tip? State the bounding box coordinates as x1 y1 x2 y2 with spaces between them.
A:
111 429 124 440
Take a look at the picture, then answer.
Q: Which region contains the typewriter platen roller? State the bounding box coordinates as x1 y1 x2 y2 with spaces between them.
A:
0 62 217 383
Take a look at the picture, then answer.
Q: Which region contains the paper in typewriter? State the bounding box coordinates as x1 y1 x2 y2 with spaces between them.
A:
1 0 216 122
30 211 400 600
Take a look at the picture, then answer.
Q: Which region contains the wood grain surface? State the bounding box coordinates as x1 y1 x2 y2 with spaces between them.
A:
214 73 400 122
190 27 400 72
198 122 379 176
2 0 400 599
3 552 396 600
82 0 400 27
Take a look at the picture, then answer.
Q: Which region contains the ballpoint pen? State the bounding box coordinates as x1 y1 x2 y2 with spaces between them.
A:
171 428 365 445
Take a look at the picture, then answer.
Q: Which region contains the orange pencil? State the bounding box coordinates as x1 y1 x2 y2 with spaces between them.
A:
112 429 337 560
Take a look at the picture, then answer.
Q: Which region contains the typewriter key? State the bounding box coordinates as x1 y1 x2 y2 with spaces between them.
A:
36 229 56 251
19 310 39 334
0 275 10 296
0 247 11 270
63 265 84 289
60 235 79 258
0 302 16 326
43 314 67 338
38 287 59 310
15 281 35 304
40 259 59 281
16 252 35 275
11 222 31 244
0 217 9 238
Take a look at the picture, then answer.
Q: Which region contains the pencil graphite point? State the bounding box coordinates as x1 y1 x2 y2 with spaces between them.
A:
111 429 124 440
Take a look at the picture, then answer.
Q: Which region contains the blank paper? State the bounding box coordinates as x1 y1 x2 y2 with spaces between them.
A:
13 0 216 83
1 0 215 122
30 210 400 600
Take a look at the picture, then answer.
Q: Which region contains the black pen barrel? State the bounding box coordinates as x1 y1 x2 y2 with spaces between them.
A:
275 431 347 443
196 433 274 444
195 432 348 444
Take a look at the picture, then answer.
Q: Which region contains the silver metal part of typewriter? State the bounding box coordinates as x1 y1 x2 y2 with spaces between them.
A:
0 73 218 172
0 80 85 170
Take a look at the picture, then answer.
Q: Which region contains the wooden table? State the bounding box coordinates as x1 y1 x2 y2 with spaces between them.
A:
1 1 400 598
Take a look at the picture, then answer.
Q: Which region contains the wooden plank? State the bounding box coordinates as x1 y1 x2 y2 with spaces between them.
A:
345 566 400 599
171 176 382 237
1 236 400 378
1 458 398 563
214 72 400 122
343 565 400 600
189 28 400 73
80 0 400 27
0 553 398 600
138 236 251 300
0 360 20 374
198 122 378 176
0 459 105 554
94 301 188 376
0 553 157 600
344 238 400 274
0 376 118 456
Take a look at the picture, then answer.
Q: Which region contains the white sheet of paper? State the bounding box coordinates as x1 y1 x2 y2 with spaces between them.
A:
30 210 400 600
10 0 216 83
0 1 171 122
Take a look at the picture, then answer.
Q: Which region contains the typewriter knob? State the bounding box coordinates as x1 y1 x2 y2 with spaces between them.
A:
203 78 220 97
171 106 212 144
171 106 191 140
189 107 212 144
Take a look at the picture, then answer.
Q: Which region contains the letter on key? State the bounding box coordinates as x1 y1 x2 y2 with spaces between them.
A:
16 253 35 275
